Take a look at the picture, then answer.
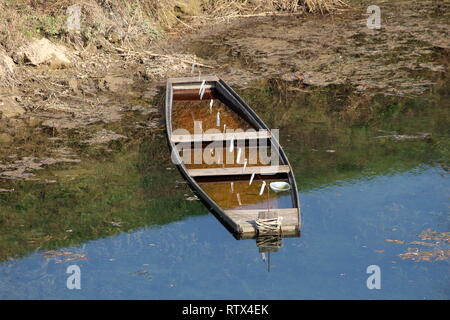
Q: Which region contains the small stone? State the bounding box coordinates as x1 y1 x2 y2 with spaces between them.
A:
0 48 15 84
13 38 72 69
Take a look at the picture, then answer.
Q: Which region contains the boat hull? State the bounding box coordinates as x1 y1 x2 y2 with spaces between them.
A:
165 76 301 239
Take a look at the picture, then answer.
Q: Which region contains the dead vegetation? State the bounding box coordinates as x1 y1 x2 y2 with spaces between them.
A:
203 0 347 16
0 0 165 52
0 0 349 53
386 229 450 262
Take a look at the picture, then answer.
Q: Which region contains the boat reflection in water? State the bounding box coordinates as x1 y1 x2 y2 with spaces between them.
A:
257 235 283 272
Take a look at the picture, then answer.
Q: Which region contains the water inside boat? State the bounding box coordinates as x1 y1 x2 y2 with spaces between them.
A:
170 81 297 224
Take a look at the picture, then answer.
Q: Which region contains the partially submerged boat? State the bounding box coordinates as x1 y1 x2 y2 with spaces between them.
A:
165 76 301 240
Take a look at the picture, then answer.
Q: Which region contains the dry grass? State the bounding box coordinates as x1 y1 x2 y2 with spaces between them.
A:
203 0 266 17
202 0 348 17
0 0 170 52
0 0 348 53
265 0 349 13
302 0 348 13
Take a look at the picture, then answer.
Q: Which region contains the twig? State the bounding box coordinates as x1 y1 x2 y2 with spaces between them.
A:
115 47 215 69
181 11 305 20
168 10 195 30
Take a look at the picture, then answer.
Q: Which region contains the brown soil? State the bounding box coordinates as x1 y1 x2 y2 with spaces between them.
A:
179 0 449 93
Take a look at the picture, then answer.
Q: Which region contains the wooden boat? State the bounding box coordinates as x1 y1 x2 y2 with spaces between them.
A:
165 76 301 239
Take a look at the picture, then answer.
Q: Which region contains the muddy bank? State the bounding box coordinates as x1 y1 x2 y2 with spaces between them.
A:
181 0 449 94
0 41 198 183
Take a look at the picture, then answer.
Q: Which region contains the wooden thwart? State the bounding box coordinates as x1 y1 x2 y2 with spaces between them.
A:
225 208 298 215
173 84 213 90
176 144 270 152
188 165 290 177
171 130 271 143
167 76 219 83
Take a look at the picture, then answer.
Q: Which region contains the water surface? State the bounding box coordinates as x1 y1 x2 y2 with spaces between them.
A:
0 78 448 300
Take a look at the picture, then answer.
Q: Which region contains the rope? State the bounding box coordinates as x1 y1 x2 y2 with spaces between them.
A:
256 235 283 249
255 217 281 235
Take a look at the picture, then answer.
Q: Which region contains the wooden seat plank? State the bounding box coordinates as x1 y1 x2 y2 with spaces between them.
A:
225 208 298 215
188 165 289 177
168 76 219 84
173 84 213 90
171 130 271 143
